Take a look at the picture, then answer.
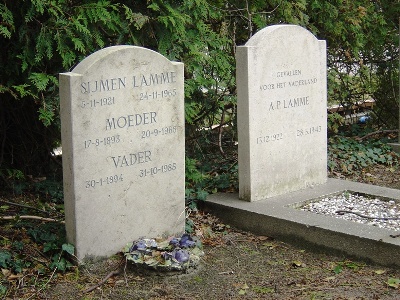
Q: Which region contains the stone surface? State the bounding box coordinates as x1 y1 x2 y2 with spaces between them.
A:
60 46 185 261
205 179 400 267
236 25 327 201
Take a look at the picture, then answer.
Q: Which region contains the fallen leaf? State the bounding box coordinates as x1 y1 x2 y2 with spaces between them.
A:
387 278 400 289
262 242 276 249
241 283 249 289
1 268 11 277
8 274 22 281
374 270 386 275
324 276 336 281
292 260 305 268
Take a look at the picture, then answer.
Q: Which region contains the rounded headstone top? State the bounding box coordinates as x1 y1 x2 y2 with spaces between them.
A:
245 25 319 47
72 45 175 74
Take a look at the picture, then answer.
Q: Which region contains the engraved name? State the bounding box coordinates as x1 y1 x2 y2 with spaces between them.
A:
269 96 310 111
80 71 177 94
105 112 157 130
81 77 126 94
133 72 177 88
111 151 152 168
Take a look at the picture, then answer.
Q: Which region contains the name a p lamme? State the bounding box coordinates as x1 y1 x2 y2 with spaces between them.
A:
269 96 310 110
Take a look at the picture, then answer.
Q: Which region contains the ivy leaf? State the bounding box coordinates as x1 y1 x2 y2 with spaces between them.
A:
62 244 75 256
196 189 208 201
43 242 58 253
0 251 11 268
333 264 343 274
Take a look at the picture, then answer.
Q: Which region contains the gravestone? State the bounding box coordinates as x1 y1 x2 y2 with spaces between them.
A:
236 25 327 201
60 46 185 261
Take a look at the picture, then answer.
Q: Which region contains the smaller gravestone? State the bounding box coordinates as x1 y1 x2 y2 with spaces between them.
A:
60 46 185 261
236 25 327 201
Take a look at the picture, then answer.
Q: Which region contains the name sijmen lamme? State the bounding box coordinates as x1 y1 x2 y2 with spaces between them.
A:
80 71 177 94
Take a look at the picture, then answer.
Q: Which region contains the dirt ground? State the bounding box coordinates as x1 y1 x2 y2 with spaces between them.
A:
4 164 400 300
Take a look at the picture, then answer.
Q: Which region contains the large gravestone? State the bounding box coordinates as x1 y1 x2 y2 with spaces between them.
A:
237 25 327 201
60 46 185 261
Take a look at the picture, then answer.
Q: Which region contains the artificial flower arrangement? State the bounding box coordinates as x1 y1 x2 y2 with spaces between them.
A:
124 233 204 271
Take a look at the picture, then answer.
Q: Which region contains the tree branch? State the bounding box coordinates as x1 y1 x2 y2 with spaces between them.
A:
82 270 121 293
0 215 64 223
357 129 398 141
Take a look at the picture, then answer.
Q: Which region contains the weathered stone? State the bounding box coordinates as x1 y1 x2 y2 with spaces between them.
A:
236 25 327 201
60 46 185 261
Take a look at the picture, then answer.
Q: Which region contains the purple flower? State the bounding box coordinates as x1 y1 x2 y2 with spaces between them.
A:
173 249 190 263
130 240 147 252
169 237 180 247
179 234 196 248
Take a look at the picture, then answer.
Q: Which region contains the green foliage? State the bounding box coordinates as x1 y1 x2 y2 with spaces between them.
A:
185 157 209 201
33 179 64 203
328 134 398 175
327 113 345 134
252 285 275 294
0 4 14 38
333 260 365 274
372 61 399 128
0 284 6 297
309 0 399 127
0 169 24 181
185 218 195 233
14 221 75 272
49 243 75 271
0 250 12 269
